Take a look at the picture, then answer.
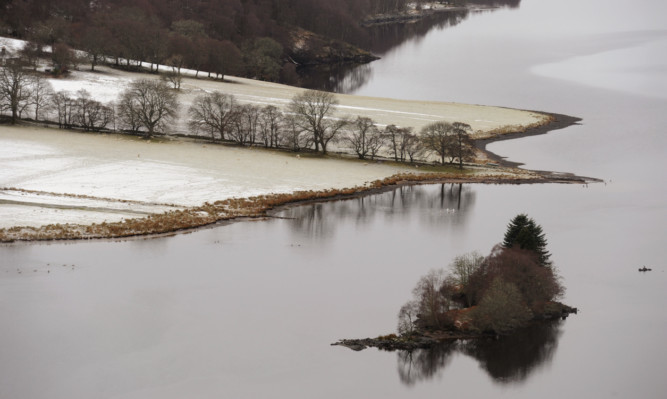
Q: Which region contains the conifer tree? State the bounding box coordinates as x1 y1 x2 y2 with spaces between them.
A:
503 214 552 266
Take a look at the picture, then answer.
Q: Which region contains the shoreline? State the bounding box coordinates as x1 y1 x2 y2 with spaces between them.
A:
0 173 581 243
1 107 595 243
362 3 496 26
333 303 579 352
475 112 583 168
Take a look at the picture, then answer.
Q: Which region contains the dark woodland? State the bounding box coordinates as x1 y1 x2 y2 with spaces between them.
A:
0 0 521 83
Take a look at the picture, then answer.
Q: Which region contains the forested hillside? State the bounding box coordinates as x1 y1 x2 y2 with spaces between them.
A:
0 0 414 82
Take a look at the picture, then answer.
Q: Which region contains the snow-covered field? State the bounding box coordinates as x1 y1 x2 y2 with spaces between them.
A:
0 126 422 228
1 37 544 229
31 64 547 138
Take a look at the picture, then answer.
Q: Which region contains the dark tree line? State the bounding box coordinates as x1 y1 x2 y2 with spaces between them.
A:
0 0 422 83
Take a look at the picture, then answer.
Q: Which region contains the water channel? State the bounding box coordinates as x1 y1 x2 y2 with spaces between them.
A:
1 0 667 397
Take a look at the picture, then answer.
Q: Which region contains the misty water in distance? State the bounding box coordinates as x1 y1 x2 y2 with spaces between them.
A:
1 0 667 398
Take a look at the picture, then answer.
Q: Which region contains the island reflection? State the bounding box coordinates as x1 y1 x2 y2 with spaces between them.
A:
398 320 564 386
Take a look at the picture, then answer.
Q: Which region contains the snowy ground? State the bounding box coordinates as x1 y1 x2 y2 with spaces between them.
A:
1 37 544 229
33 64 547 139
1 34 546 136
0 126 422 228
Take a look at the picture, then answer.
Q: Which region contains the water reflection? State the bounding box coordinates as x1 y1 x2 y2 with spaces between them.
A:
299 0 522 92
298 63 373 94
397 340 458 386
280 184 475 239
397 320 564 386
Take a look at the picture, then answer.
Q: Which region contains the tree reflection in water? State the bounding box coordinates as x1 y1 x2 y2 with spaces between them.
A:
397 320 564 386
397 341 458 386
281 184 475 239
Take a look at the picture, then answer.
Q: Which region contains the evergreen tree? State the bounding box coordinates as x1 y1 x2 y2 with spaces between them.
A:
503 214 551 266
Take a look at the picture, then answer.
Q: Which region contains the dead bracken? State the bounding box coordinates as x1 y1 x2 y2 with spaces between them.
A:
0 170 569 242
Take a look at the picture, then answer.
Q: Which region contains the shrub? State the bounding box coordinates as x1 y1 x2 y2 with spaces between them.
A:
471 277 532 334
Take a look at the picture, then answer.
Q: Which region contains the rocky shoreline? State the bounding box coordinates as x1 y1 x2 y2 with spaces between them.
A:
362 3 495 27
333 303 578 352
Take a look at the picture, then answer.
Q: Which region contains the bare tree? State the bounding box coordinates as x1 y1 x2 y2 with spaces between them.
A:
385 124 402 161
281 114 307 151
229 104 260 145
258 105 283 148
412 269 451 329
51 42 78 75
451 122 475 169
421 121 455 164
118 79 178 138
161 70 183 90
321 117 349 154
29 74 53 121
163 54 185 89
404 131 424 163
289 89 343 154
0 60 33 124
449 251 485 307
51 91 76 129
347 116 386 160
188 91 236 140
397 300 419 335
116 94 141 133
75 89 113 132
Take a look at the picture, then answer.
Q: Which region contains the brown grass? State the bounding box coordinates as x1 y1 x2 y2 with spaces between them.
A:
0 170 547 242
473 114 555 140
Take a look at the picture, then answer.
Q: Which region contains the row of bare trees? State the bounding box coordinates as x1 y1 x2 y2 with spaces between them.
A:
188 89 476 166
0 60 178 137
2 57 476 165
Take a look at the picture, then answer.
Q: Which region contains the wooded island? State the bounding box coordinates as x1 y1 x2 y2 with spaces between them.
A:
334 214 577 351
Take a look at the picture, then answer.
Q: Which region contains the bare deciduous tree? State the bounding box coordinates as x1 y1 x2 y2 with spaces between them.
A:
188 91 236 140
51 91 76 129
30 74 53 121
118 79 178 138
397 300 419 335
163 54 185 90
51 42 78 75
289 89 344 154
0 60 33 124
404 131 424 163
449 251 485 306
258 105 283 148
347 116 384 160
229 104 260 146
281 114 307 152
412 269 451 329
452 122 475 169
420 121 455 164
75 89 113 132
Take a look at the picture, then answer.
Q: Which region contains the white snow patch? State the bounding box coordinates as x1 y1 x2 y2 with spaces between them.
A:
0 126 414 228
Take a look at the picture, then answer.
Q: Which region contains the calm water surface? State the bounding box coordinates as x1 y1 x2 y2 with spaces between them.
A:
2 0 667 398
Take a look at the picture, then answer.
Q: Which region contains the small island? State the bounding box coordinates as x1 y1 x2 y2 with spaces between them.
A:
333 214 577 351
